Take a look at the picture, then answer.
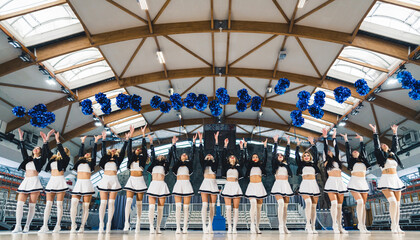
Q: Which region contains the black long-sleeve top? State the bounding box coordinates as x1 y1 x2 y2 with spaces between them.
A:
373 133 403 168
17 141 48 173
98 140 128 169
323 138 342 172
199 143 219 174
146 144 171 175
73 143 97 172
271 143 293 177
221 147 245 179
126 138 148 170
45 143 71 172
296 144 320 176
171 144 195 176
346 141 370 171
245 147 267 176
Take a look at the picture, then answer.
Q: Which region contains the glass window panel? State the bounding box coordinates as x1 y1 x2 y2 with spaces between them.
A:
45 48 102 71
0 0 56 15
59 60 111 82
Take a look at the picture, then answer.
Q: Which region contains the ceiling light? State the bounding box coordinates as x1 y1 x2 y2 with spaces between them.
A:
8 37 21 48
278 50 287 60
157 51 165 64
387 77 398 84
338 122 346 127
351 109 359 116
168 87 174 95
93 116 99 121
61 86 70 94
66 95 75 102
342 116 349 121
266 86 273 93
137 0 148 10
19 52 31 62
95 121 102 127
367 94 376 102
258 111 264 119
297 0 307 8
38 66 50 75
373 87 382 94
356 103 364 110
176 112 182 119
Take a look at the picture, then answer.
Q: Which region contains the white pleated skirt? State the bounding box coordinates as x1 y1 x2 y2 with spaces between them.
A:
377 174 405 191
221 181 243 198
172 180 194 196
45 175 69 192
147 180 170 197
199 178 219 195
97 175 122 192
245 182 267 199
298 179 320 196
324 176 348 193
71 179 95 196
347 176 369 193
17 176 43 193
271 179 294 197
124 176 148 193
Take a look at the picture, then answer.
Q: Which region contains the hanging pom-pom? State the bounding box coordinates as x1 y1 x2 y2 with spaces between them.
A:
195 94 208 111
236 100 247 112
308 105 324 119
354 79 370 96
408 80 420 100
290 110 305 127
150 95 162 109
159 101 171 113
298 91 311 101
237 88 251 103
100 98 112 115
28 104 47 117
95 92 107 104
184 93 197 109
334 86 351 104
29 111 55 128
209 100 223 117
129 94 142 112
44 112 56 124
170 93 183 111
80 99 93 115
397 71 415 89
314 91 326 107
250 96 262 112
296 99 309 111
116 93 130 110
274 78 290 95
12 106 26 118
216 87 230 105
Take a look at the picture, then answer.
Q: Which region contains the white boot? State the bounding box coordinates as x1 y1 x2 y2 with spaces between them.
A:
396 201 404 234
311 204 318 234
78 202 90 233
249 199 257 234
226 205 232 234
337 204 347 234
53 201 63 233
70 198 78 233
362 207 370 234
124 198 133 231
233 208 239 234
175 203 182 234
39 201 52 233
331 200 340 234
23 203 35 233
256 203 262 234
201 202 208 233
156 206 163 234
209 203 215 233
283 203 290 234
304 198 313 234
278 199 285 234
148 204 155 234
135 201 142 233
183 204 189 233
356 199 366 233
106 199 115 233
13 201 24 233
98 200 107 233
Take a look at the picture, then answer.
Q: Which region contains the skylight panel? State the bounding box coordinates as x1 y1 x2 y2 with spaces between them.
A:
44 48 102 71
0 0 57 15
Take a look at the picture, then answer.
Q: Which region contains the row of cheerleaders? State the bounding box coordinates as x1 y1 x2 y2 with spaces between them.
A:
11 123 405 235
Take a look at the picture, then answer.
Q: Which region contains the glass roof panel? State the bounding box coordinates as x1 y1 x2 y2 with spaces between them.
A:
0 0 57 15
341 47 399 69
45 48 102 71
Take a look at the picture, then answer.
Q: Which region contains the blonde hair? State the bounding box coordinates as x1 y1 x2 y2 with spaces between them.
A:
107 149 120 156
52 147 70 161
157 155 166 162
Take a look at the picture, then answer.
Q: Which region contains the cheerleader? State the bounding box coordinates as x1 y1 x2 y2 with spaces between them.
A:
341 133 371 233
296 136 320 234
369 124 405 234
146 134 171 234
70 135 101 233
39 131 71 233
221 138 245 234
197 131 219 234
12 128 54 233
321 128 347 234
97 130 128 233
123 125 151 232
171 135 196 234
270 135 293 234
244 138 268 234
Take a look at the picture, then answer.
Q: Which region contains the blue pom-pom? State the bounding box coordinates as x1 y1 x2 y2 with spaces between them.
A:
298 91 311 101
354 79 370 96
290 110 304 127
397 71 415 89
314 91 326 107
80 99 93 115
237 88 251 103
216 88 230 105
12 106 26 118
408 80 420 100
28 104 47 117
209 100 223 117
44 112 55 124
170 93 183 111
334 86 351 104
129 94 142 112
100 98 112 115
274 78 290 95
250 96 262 111
296 99 308 111
236 100 247 112
95 92 107 103
150 96 162 109
195 94 208 111
29 111 55 128
308 105 324 119
184 93 197 109
159 101 171 113
116 93 129 110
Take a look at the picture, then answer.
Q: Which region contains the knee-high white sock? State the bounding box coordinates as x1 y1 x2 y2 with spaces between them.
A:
304 198 312 225
283 203 288 227
148 204 155 230
387 197 397 228
136 201 142 228
24 203 36 229
81 203 90 228
311 204 317 229
356 199 364 228
99 200 107 228
396 201 401 227
15 201 24 229
125 198 133 226
107 199 115 228
330 200 338 226
225 205 232 229
201 202 208 229
249 199 257 227
183 204 189 230
55 201 63 228
42 201 53 227
256 203 262 229
156 206 164 231
337 204 343 227
175 202 182 230
209 203 215 230
233 208 239 230
277 199 285 228
70 198 79 228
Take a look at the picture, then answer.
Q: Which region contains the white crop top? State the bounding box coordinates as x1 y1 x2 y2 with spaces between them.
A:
382 159 398 170
302 166 315 176
77 163 91 173
130 161 144 171
104 162 117 171
152 165 165 175
276 167 288 176
250 167 262 176
204 166 216 175
351 162 366 174
327 161 340 172
177 166 190 176
26 161 36 171
226 169 238 179
51 161 58 170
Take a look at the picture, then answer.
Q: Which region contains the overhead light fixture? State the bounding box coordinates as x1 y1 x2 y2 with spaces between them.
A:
66 95 75 102
8 37 21 48
137 0 148 10
168 87 174 95
95 121 102 127
342 116 349 121
38 66 50 75
258 111 264 119
61 86 70 94
367 94 376 102
104 127 110 131
157 51 165 64
338 122 346 127
266 86 273 93
373 87 382 94
93 116 99 121
19 52 31 62
297 0 307 8
351 109 359 116
387 77 398 84
278 50 287 60
176 112 182 119
356 103 364 110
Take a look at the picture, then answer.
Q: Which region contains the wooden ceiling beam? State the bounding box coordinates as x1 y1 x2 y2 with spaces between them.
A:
163 35 212 66
49 121 97 149
288 1 299 33
54 57 105 74
61 104 72 134
372 95 420 124
104 0 148 24
295 37 322 78
229 35 277 66
0 58 35 78
271 0 290 23
0 0 66 21
134 85 170 99
337 56 389 73
153 0 172 24
0 82 63 94
295 0 335 23
120 38 147 78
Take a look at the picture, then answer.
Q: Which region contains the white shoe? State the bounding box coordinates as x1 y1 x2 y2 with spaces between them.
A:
279 226 285 234
397 225 405 234
333 224 340 234
391 224 398 234
53 225 61 233
156 228 162 234
250 224 256 234
305 224 313 234
38 225 49 233
123 222 130 231
70 224 77 233
105 223 112 233
12 226 22 233
256 226 262 234
149 228 155 234
78 226 85 233
227 226 232 234
98 223 104 233
23 226 30 233
176 228 181 234
202 225 208 233
312 225 318 234
233 228 237 234
183 228 188 234
208 225 213 234
284 226 290 234
135 223 140 233
338 226 347 234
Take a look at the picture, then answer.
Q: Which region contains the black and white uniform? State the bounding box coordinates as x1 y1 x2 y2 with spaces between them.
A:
297 145 321 196
198 144 219 195
323 138 347 193
346 141 370 193
271 143 293 197
146 145 171 197
44 144 70 192
96 141 127 192
374 134 405 191
71 143 97 196
220 147 245 198
244 147 268 199
124 138 148 193
171 144 195 197
17 141 48 193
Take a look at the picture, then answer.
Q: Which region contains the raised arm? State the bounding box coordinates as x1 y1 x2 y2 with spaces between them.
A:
341 133 351 162
391 124 399 153
322 128 329 158
285 136 290 164
271 135 279 171
199 131 205 167
101 130 107 157
262 138 268 168
369 124 381 151
91 135 101 167
295 138 302 166
18 128 28 161
55 132 70 166
190 133 197 162
79 136 87 157
308 136 318 164
140 125 148 163
332 129 339 158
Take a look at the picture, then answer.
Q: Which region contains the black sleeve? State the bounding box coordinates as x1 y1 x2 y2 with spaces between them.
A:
40 143 49 167
311 144 319 164
165 146 172 174
295 146 302 166
101 141 107 158
78 143 85 158
285 144 290 163
333 138 339 159
190 143 196 163
345 141 351 163
117 141 128 165
19 141 28 161
373 133 381 151
323 138 329 159
262 146 268 169
57 143 70 167
127 139 133 161
213 144 220 172
271 143 278 173
373 134 385 166
199 144 205 168
141 138 148 164
90 143 97 170
391 134 398 153
221 147 228 175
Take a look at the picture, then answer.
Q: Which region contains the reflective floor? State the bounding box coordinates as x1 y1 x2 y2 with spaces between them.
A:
0 231 415 240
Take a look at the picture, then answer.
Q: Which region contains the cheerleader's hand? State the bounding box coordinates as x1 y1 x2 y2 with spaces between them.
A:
94 135 102 143
273 134 278 143
18 128 24 141
198 131 203 143
39 131 47 143
243 138 247 148
172 136 178 145
332 128 337 139
296 138 301 146
192 134 197 143
263 138 268 148
224 138 229 148
80 135 87 143
355 134 363 142
340 133 348 142
46 129 55 140
102 130 107 140
54 132 61 143
140 124 147 137
369 124 377 133
213 131 218 145
147 134 154 145
391 124 398 134
322 128 328 138
286 135 290 145
308 136 314 145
